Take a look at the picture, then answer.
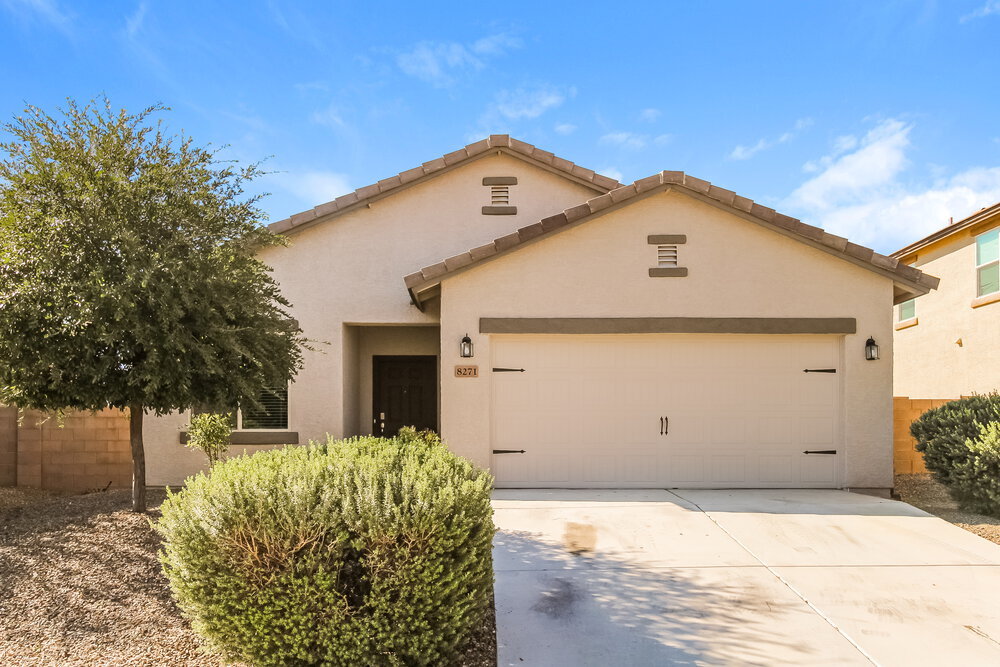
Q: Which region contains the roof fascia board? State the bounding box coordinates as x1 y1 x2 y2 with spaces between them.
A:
891 202 1000 259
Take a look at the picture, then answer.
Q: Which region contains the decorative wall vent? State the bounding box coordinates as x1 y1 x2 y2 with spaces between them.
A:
482 176 517 215
648 234 688 277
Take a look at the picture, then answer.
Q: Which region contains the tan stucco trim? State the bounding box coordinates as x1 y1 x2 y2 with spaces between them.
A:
482 206 518 215
894 317 919 331
405 174 938 308
648 234 687 244
179 431 300 445
479 317 858 335
648 267 688 277
268 136 619 237
971 292 1000 309
483 176 518 185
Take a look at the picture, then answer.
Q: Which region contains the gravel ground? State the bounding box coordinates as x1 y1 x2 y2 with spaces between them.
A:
0 488 496 666
895 474 1000 546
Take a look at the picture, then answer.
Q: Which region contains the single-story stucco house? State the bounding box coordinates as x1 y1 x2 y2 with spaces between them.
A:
144 135 939 496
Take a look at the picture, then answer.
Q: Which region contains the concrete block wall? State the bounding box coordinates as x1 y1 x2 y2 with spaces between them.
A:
2 408 132 492
893 397 957 475
0 407 17 486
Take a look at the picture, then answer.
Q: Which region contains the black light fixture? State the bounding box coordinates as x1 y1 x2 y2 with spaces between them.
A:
865 336 879 361
460 334 474 358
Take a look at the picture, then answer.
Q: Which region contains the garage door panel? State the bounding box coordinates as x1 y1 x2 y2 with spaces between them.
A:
492 334 842 488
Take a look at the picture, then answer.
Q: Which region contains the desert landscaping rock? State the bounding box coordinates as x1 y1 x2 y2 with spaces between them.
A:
0 488 495 666
895 473 1000 546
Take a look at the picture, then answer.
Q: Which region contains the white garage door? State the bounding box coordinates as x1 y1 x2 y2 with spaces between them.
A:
491 334 842 488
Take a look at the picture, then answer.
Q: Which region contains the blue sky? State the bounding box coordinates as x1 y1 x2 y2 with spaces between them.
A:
2 0 999 253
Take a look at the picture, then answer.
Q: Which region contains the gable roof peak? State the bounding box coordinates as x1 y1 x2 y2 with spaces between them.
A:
267 135 621 236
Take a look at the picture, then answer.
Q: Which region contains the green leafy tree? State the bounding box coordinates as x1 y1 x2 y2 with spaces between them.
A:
0 98 306 511
185 413 233 468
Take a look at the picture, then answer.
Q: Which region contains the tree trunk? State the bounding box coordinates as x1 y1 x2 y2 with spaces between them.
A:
129 402 146 513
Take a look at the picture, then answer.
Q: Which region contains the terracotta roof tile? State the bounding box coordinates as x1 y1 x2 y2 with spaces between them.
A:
540 212 569 232
661 171 685 185
268 135 620 235
634 174 661 193
609 184 637 203
731 195 754 212
564 203 591 223
469 243 499 261
494 232 521 252
403 271 425 289
707 185 736 206
684 175 711 194
444 252 474 272
517 222 546 242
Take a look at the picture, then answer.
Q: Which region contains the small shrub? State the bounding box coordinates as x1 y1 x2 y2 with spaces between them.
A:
950 422 1000 516
184 412 232 467
156 428 494 666
911 393 1000 492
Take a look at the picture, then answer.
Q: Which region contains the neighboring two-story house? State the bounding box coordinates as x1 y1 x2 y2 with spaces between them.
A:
138 135 936 497
892 203 999 399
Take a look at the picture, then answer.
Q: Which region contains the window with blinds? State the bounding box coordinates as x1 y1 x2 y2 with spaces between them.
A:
241 386 289 430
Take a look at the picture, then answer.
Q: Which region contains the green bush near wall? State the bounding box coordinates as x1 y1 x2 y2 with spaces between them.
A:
156 428 495 666
912 393 1000 513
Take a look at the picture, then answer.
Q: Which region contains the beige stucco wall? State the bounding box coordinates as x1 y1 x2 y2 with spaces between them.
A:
894 225 1000 398
438 189 896 489
144 153 601 485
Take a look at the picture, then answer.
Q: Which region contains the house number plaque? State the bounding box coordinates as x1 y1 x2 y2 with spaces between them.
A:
454 365 479 378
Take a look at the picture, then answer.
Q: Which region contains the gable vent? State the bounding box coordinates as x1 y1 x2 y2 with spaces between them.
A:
482 176 518 215
657 244 678 267
491 185 510 205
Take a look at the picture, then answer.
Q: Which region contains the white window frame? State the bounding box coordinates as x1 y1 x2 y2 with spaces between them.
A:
192 385 290 432
975 228 999 298
898 298 916 322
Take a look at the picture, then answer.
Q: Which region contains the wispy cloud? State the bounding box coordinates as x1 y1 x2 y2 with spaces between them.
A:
124 1 146 38
554 123 577 135
492 85 571 120
599 131 673 151
311 103 349 129
960 0 1000 22
272 170 353 208
397 32 521 87
638 108 661 123
729 118 813 160
782 117 1000 251
1 0 73 34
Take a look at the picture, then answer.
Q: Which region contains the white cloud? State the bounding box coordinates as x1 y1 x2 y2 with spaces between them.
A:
782 118 1000 252
124 1 146 38
653 134 673 147
599 167 624 182
600 131 648 150
554 123 577 135
961 0 1000 22
397 33 520 87
311 103 348 129
639 108 661 123
729 117 813 161
492 85 569 120
1 0 73 33
275 170 353 207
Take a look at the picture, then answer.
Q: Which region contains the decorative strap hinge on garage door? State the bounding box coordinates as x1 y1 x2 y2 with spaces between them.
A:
803 450 838 455
803 368 837 373
493 449 526 454
492 367 525 372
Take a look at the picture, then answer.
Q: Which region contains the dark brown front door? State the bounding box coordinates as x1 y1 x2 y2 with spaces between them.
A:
372 355 438 436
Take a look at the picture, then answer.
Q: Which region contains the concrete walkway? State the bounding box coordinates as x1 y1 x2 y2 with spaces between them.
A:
492 489 1000 666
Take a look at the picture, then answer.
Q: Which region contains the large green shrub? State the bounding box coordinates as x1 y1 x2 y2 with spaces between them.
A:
911 393 1000 489
156 428 494 666
950 422 1000 515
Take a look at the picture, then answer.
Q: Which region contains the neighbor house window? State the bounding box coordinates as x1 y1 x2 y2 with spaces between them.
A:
976 228 999 297
898 299 916 322
195 386 289 431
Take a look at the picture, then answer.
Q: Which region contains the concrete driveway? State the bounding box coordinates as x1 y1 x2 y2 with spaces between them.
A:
492 489 1000 666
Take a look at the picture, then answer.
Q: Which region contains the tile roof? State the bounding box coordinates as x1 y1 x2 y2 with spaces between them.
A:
404 170 941 307
267 135 621 236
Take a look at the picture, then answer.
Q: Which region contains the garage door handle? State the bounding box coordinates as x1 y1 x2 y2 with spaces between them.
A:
803 450 837 455
493 449 526 454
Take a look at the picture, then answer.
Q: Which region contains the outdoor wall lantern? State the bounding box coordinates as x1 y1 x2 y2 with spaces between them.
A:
864 336 879 361
460 334 474 358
